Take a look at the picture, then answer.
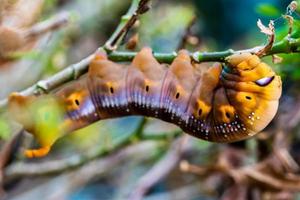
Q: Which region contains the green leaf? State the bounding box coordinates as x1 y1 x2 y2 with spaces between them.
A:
0 118 11 140
255 3 280 17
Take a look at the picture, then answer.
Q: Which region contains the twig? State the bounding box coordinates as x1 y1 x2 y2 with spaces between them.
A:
0 54 94 112
7 141 163 200
49 141 163 200
104 0 151 52
241 166 300 191
128 135 190 200
181 154 300 192
0 130 23 197
177 16 197 49
109 37 300 63
24 12 70 39
0 0 151 112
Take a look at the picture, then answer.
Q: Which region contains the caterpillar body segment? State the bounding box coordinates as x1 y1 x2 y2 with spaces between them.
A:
8 49 282 157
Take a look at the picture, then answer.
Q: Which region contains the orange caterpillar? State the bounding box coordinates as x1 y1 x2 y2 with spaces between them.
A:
9 48 282 157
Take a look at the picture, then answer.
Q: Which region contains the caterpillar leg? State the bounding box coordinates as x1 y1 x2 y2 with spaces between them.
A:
24 145 51 158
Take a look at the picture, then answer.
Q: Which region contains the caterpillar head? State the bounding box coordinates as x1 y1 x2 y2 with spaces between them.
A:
221 53 282 136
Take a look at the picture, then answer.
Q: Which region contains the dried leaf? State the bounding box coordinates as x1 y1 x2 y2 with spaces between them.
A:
257 19 274 36
256 19 275 56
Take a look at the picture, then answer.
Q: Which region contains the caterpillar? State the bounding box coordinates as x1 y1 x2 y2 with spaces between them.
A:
8 47 282 158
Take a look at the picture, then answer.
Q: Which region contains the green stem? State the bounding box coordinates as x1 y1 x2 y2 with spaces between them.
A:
107 38 300 64
108 51 178 63
267 38 300 55
107 49 236 64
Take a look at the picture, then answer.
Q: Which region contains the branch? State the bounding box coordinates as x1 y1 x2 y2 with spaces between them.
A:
6 141 163 200
4 116 148 181
104 0 151 52
108 37 300 63
267 37 300 55
180 146 300 192
0 130 23 197
0 54 94 111
128 135 190 200
24 12 70 40
0 0 151 112
50 141 163 200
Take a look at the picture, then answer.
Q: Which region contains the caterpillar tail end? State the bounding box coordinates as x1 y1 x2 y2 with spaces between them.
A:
24 145 51 158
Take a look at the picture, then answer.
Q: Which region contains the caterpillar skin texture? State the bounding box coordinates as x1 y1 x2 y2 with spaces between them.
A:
9 48 282 157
